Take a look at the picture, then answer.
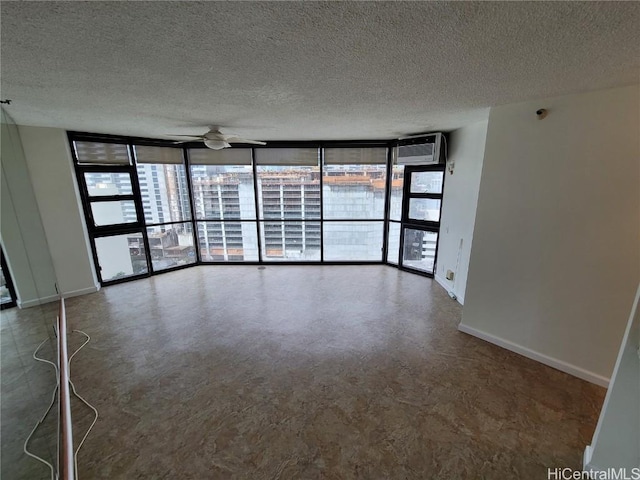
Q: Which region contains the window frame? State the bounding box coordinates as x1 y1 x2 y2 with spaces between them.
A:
397 164 446 277
69 132 447 285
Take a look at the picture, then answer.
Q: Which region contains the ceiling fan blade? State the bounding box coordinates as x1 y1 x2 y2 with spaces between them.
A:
225 136 267 145
167 134 206 138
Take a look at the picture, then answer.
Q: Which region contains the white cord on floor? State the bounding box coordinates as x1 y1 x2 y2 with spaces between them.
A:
23 328 99 480
23 337 59 480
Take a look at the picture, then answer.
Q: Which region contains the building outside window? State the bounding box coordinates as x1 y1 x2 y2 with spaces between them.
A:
72 136 444 284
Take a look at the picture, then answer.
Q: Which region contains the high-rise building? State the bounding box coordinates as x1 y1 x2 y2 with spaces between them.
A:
258 170 321 260
190 165 257 261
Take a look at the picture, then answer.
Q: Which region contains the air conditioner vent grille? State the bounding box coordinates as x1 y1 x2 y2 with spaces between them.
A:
398 143 434 159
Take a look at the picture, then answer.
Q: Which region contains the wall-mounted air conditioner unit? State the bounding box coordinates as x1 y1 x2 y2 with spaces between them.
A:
396 133 444 165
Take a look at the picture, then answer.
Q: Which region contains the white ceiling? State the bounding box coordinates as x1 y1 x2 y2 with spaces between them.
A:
1 1 638 141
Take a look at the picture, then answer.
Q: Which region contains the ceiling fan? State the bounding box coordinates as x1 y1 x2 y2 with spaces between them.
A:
169 126 266 150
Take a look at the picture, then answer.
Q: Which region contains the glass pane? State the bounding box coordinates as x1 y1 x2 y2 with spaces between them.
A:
402 228 438 274
389 165 404 221
190 165 256 220
257 166 320 220
91 200 137 226
84 172 133 196
408 198 441 222
323 222 383 261
323 164 386 219
410 171 444 194
147 223 196 271
95 233 148 281
197 222 259 262
260 221 321 261
387 222 401 265
137 163 191 224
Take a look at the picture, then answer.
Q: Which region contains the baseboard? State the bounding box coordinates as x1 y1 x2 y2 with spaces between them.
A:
434 274 450 290
434 275 464 305
583 445 593 470
583 446 606 477
62 284 100 299
16 284 99 308
18 294 60 309
458 323 610 387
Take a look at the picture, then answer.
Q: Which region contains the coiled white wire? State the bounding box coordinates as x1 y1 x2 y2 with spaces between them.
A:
23 329 99 480
23 336 59 480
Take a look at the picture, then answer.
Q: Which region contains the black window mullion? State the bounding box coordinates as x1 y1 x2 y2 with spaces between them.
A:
382 146 393 263
88 194 136 203
75 166 96 230
251 148 264 262
319 147 324 263
92 223 145 235
128 144 153 275
93 226 149 238
100 272 150 287
402 219 441 229
398 222 405 269
144 219 194 228
406 193 443 200
76 164 132 173
183 148 201 263
314 218 384 222
433 162 447 275
401 166 414 224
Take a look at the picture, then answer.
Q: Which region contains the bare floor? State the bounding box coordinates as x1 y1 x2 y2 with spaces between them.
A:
2 265 604 479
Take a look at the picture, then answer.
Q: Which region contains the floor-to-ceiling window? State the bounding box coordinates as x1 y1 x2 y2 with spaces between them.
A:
397 165 445 275
134 146 197 271
74 140 150 284
255 148 321 262
71 133 446 285
322 148 387 261
190 148 259 262
386 157 404 266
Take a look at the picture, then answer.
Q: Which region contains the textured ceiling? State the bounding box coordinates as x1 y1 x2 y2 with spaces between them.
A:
1 1 638 141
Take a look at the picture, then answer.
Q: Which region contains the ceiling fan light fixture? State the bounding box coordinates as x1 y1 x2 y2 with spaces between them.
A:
204 139 231 150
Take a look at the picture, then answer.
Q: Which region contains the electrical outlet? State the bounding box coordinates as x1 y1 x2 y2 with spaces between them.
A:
446 270 454 281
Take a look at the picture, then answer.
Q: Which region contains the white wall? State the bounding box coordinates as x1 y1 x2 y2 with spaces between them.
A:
460 85 640 385
585 284 640 471
436 120 488 304
18 126 99 298
1 112 59 307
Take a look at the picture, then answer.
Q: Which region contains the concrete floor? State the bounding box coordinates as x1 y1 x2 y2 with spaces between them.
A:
1 265 605 479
